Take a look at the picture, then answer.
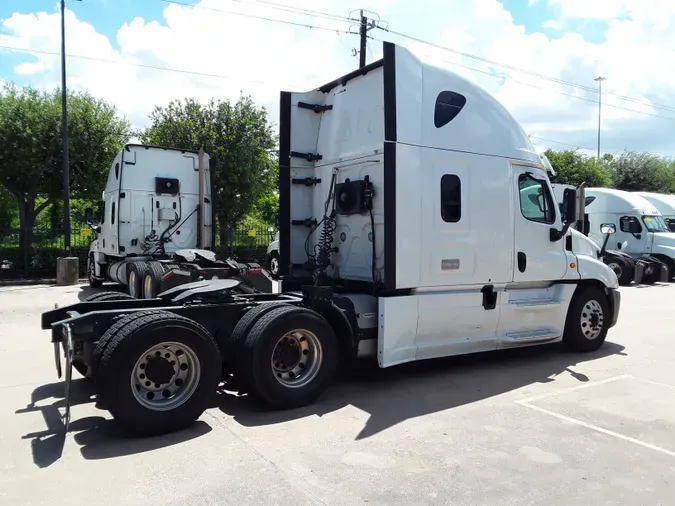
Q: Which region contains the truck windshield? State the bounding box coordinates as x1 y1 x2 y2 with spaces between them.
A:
641 215 669 233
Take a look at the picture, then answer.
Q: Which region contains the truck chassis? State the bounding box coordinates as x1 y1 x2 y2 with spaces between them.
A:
42 280 368 435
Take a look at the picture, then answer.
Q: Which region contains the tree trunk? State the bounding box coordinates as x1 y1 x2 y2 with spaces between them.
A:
16 196 51 278
17 199 35 278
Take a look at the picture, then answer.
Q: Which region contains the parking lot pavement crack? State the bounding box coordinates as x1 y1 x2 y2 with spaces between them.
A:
204 411 327 505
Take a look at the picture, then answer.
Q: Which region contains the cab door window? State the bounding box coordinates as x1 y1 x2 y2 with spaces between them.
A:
518 174 555 224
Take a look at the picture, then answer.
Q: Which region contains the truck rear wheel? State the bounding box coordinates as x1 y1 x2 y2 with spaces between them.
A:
142 261 166 299
238 305 339 409
563 286 609 353
96 310 221 436
128 262 149 298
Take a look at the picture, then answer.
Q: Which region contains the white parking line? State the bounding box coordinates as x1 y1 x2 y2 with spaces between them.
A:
518 374 633 404
516 374 675 458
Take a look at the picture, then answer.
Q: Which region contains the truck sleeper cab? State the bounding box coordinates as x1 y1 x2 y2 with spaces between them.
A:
40 41 621 437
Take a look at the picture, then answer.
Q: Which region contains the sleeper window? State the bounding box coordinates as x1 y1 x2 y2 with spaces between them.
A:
518 174 555 224
441 174 461 222
111 201 116 225
434 91 467 128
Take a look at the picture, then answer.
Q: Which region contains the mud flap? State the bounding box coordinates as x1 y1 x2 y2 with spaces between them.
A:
633 261 644 285
659 262 670 283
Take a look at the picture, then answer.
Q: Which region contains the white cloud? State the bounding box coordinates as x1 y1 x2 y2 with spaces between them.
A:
2 0 675 156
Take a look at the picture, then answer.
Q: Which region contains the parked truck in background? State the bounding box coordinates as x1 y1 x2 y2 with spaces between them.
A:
551 183 642 286
41 41 622 437
583 188 671 284
83 144 271 300
635 191 675 232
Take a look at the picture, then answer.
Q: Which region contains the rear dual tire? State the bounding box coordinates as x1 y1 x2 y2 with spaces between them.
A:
94 310 221 436
231 304 339 409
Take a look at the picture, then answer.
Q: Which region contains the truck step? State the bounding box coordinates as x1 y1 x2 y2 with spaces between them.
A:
509 298 560 307
502 329 560 343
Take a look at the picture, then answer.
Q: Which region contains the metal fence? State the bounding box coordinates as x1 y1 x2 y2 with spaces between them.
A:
0 225 277 280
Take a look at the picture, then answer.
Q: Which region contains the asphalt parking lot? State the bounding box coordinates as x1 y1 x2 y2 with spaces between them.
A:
0 283 673 505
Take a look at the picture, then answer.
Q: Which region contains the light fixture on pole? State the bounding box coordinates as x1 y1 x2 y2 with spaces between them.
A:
594 76 606 162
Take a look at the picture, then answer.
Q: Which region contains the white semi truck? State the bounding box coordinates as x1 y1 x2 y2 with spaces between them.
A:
582 188 671 284
635 191 675 232
83 144 271 299
42 41 621 436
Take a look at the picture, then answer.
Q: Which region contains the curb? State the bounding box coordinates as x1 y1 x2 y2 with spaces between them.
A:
0 278 87 287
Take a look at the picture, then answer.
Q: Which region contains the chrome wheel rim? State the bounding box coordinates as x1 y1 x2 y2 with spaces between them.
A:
580 300 604 340
271 329 322 388
143 275 154 299
270 257 279 275
131 341 201 411
128 271 137 297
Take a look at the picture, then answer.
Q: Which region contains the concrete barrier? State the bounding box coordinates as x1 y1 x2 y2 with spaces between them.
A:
56 257 79 286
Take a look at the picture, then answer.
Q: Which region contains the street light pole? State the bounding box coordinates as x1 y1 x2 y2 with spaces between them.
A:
595 76 606 162
60 0 71 253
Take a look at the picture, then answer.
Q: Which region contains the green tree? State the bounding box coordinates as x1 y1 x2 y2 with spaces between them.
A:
0 82 131 273
545 149 613 188
0 186 15 234
609 151 675 192
140 95 278 234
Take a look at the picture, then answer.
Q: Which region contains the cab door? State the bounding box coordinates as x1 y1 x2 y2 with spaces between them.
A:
512 166 568 283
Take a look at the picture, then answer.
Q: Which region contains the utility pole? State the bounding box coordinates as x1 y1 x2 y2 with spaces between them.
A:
60 0 80 253
359 10 368 68
595 76 606 161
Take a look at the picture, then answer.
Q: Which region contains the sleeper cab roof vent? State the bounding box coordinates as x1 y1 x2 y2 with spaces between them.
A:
434 91 467 128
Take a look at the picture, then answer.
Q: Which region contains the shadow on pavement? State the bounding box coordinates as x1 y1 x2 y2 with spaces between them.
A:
215 341 627 440
17 377 212 468
18 340 626 467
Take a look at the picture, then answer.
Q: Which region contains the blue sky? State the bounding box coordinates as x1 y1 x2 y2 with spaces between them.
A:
2 0 674 155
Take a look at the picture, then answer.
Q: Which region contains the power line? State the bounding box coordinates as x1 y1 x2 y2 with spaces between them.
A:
0 44 310 89
529 135 597 152
155 0 352 31
375 25 675 115
224 0 353 22
369 36 675 122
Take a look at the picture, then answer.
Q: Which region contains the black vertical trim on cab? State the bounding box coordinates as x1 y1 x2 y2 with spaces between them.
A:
382 41 397 291
279 91 292 278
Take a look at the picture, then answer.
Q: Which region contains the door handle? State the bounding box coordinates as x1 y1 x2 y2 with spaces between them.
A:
517 252 526 272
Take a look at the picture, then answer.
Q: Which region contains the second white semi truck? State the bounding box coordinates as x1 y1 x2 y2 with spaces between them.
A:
83 145 272 299
583 188 671 284
635 191 675 232
42 41 622 436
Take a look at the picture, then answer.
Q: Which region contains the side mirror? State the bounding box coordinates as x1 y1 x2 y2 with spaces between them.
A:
84 208 94 225
562 188 577 224
600 223 616 235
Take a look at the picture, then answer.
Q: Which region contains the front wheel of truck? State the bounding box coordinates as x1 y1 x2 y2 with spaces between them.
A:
563 286 610 353
97 310 221 436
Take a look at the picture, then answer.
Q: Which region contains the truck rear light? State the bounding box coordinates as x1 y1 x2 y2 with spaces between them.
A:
161 271 174 281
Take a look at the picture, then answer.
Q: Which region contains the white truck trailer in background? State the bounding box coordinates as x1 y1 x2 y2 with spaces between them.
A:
43 41 622 436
